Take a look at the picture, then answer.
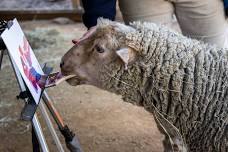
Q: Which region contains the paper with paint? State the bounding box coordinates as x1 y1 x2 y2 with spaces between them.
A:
1 19 44 104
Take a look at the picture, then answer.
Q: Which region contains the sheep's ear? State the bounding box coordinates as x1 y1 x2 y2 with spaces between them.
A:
116 47 135 69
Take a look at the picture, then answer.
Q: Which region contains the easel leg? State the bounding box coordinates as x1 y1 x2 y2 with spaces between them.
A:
42 91 83 152
32 125 40 152
0 49 4 70
32 114 50 152
39 100 65 152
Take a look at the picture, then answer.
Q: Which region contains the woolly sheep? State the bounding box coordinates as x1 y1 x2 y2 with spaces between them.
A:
60 18 228 152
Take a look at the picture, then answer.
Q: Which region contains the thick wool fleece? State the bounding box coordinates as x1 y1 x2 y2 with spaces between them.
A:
100 22 228 152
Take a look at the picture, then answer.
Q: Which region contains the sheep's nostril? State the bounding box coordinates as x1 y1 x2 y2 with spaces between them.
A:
60 61 64 68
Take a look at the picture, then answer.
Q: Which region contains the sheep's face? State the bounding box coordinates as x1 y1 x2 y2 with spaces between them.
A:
61 19 137 88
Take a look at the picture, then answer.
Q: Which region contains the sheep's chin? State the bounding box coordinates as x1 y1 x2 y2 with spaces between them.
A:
66 77 83 86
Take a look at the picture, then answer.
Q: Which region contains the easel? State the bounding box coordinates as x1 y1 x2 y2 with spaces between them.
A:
0 20 83 152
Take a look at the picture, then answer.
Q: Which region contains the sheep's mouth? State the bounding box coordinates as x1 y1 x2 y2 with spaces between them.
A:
60 71 86 86
66 76 85 86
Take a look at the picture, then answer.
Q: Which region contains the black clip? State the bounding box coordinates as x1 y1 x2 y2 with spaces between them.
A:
7 20 13 29
0 20 7 33
0 20 12 34
42 62 53 75
17 89 38 121
0 20 12 53
17 90 31 100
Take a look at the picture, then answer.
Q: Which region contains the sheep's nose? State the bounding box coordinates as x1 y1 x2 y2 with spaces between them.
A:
60 61 64 68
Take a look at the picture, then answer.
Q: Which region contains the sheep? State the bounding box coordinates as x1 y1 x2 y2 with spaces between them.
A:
60 18 228 152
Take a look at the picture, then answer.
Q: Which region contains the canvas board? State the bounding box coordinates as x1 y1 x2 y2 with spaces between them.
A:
1 19 44 104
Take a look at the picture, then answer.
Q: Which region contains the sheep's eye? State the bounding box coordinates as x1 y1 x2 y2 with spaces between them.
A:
95 45 105 53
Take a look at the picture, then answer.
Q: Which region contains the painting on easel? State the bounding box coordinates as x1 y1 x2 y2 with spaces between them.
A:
1 19 44 104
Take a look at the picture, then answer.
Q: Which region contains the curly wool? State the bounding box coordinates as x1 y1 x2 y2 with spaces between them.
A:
100 22 228 152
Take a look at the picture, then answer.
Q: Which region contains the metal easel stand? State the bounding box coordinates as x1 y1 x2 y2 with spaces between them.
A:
6 48 82 152
0 20 83 152
0 20 63 152
8 52 52 152
8 49 83 152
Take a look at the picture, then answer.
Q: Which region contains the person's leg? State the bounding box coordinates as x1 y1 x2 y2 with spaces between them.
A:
174 0 228 48
119 0 175 27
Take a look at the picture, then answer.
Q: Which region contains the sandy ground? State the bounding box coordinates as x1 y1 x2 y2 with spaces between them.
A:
0 20 164 152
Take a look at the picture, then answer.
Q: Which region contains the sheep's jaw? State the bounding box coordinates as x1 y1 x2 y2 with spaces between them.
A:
65 76 87 86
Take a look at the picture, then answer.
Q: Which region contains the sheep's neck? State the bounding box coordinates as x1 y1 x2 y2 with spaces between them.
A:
101 25 228 151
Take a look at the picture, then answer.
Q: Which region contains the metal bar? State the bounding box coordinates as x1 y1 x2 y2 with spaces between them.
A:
42 91 65 128
42 90 83 152
32 114 50 152
0 49 4 70
7 52 50 152
32 125 41 152
39 100 65 152
0 10 82 21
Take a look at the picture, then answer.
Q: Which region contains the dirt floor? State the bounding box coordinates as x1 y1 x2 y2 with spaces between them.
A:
0 19 164 152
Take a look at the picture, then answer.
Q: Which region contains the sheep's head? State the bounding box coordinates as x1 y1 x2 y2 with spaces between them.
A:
61 18 138 88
